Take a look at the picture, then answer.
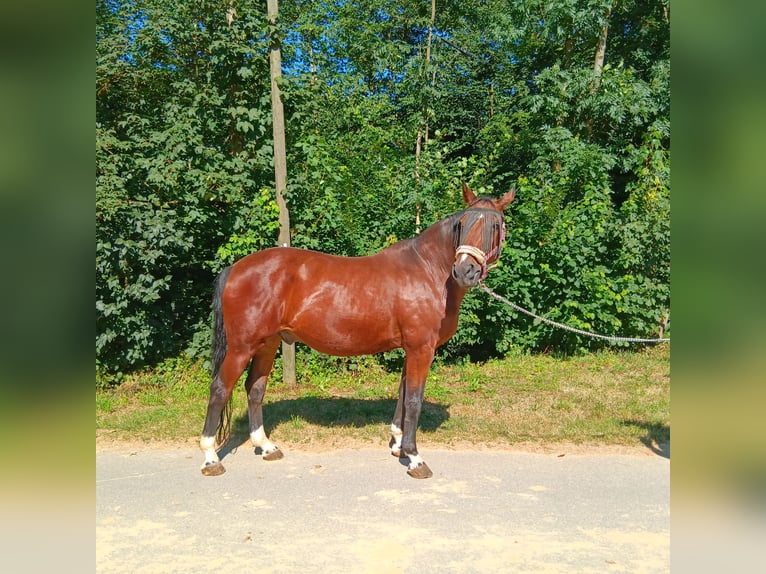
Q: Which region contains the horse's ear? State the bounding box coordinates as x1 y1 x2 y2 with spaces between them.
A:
496 188 516 210
462 182 477 205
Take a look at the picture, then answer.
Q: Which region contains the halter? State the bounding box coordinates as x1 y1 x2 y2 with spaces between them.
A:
453 207 507 280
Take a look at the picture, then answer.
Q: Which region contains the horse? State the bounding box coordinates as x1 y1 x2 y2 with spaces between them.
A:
200 183 515 479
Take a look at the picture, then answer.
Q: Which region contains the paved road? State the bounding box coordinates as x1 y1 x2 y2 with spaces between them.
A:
96 444 669 573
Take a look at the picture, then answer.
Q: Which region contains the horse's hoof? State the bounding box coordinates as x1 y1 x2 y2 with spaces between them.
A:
407 462 433 479
390 448 402 458
263 447 284 461
201 462 226 476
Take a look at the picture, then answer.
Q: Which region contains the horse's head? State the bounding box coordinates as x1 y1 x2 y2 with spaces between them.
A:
451 183 515 289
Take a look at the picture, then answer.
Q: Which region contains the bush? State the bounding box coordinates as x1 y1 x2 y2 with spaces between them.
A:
96 0 669 376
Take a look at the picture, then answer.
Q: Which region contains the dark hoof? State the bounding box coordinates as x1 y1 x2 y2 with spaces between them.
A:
263 447 284 461
407 462 433 479
201 462 226 476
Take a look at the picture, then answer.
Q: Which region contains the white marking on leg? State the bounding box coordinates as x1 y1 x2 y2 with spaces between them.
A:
390 424 403 456
251 425 279 455
200 435 220 467
407 453 424 470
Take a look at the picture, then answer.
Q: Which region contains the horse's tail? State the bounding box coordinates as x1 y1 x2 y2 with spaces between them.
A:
212 265 233 447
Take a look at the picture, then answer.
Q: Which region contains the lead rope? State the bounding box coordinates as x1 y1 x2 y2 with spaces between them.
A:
478 282 670 344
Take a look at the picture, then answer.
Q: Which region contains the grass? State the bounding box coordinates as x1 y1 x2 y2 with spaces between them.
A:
96 345 669 452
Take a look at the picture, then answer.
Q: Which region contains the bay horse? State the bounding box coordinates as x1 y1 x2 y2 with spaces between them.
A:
200 183 515 478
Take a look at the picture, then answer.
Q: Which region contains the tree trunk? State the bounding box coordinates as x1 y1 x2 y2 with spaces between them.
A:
414 0 436 234
267 0 296 386
585 5 612 140
591 6 611 93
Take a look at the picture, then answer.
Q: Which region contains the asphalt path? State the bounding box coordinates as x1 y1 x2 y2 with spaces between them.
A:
96 444 669 573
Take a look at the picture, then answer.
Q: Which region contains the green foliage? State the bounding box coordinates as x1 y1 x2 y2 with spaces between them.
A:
97 0 670 375
214 187 281 265
97 1 274 372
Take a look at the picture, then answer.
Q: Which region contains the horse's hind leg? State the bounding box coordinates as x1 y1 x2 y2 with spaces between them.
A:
390 370 406 457
245 337 283 461
200 349 251 476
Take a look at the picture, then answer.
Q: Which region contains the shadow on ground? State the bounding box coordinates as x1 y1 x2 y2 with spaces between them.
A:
218 397 449 459
622 419 670 458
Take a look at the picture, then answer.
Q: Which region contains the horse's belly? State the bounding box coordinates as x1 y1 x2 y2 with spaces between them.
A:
282 314 401 357
287 324 400 357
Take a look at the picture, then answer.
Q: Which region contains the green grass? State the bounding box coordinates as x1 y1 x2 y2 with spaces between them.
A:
96 346 669 451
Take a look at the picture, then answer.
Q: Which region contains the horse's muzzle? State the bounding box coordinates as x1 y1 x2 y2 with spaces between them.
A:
452 245 488 288
452 257 483 289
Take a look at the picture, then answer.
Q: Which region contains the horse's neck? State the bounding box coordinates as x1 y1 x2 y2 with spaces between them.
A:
409 217 457 278
416 219 469 323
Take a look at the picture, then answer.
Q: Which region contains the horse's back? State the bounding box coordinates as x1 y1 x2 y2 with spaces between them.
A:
228 246 408 291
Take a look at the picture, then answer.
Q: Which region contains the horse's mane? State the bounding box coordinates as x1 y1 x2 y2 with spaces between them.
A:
386 198 501 256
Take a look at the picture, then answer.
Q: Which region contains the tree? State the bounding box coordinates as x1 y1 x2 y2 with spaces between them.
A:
97 0 275 374
97 0 670 377
413 0 437 233
591 5 612 92
267 0 296 386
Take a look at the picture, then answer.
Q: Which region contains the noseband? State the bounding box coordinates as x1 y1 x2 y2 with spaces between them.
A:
453 207 506 280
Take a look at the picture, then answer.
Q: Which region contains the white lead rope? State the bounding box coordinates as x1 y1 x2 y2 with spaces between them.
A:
478 283 670 344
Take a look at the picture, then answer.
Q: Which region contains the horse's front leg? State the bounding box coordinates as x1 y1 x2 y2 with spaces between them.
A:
398 347 435 479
